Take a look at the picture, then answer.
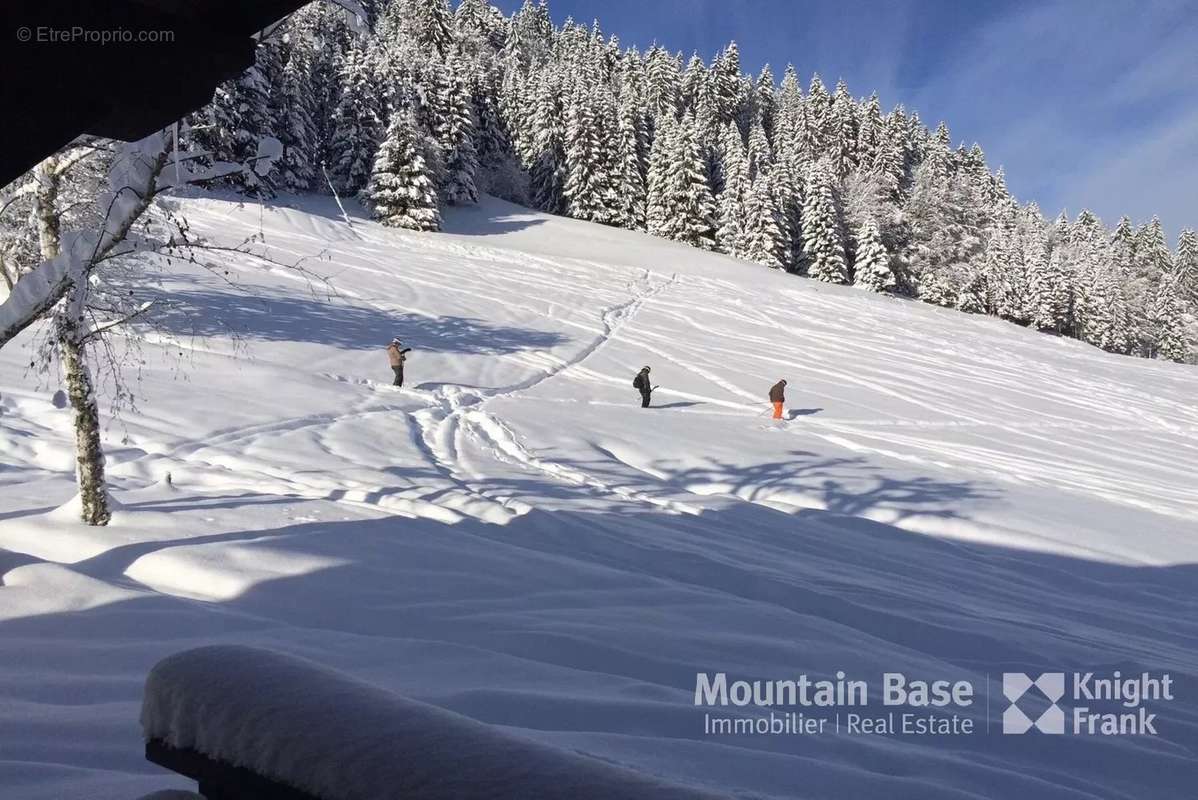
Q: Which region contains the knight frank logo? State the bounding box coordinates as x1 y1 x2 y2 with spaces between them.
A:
1003 673 1065 734
1002 671 1174 735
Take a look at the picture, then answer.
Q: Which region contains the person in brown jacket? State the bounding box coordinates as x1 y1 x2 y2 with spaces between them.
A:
387 338 411 386
769 379 787 419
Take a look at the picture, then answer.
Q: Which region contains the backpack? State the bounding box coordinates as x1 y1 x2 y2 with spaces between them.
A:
633 373 644 389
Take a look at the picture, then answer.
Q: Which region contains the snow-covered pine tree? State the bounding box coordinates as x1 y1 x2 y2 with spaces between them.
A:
772 65 802 157
394 0 457 57
563 84 618 223
984 203 1030 323
455 0 507 52
1177 229 1198 304
741 171 785 269
856 93 884 169
364 112 442 231
802 74 830 158
1110 215 1136 275
1069 213 1134 354
1030 246 1072 332
191 48 275 195
644 46 681 118
330 43 385 195
437 50 481 205
871 108 908 201
681 53 708 113
670 113 719 249
645 111 675 238
1129 217 1173 353
1020 205 1069 332
827 79 859 180
527 68 567 214
611 87 648 230
647 113 717 249
716 122 749 257
710 42 744 124
801 159 849 283
754 64 776 146
507 0 553 69
746 115 772 182
274 32 319 193
1146 275 1188 362
853 218 895 291
903 148 984 304
768 150 803 271
288 3 351 186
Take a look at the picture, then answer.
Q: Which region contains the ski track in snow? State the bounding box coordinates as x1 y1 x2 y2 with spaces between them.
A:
3 194 1198 800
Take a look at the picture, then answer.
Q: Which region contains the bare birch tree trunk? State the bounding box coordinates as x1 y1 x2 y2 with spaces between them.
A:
33 156 112 525
57 313 111 524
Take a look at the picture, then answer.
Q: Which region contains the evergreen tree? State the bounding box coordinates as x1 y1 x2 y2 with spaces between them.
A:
330 43 385 194
1030 246 1072 332
455 0 506 52
754 64 777 145
1146 275 1188 362
773 65 802 156
435 51 480 205
801 159 849 283
827 79 859 180
610 89 648 230
681 53 708 113
871 109 907 201
528 69 567 213
563 84 617 223
395 0 457 57
1110 215 1137 276
716 122 749 257
645 112 676 238
742 171 785 269
853 218 895 291
645 46 681 118
365 112 442 231
802 74 830 159
648 113 716 249
1177 228 1198 303
746 116 772 181
985 205 1029 323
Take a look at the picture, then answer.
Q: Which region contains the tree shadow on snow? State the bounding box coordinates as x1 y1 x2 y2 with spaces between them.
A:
3 451 1198 799
439 203 547 237
148 285 568 355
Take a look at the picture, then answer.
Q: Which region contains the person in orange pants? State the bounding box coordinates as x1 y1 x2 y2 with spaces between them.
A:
769 379 787 419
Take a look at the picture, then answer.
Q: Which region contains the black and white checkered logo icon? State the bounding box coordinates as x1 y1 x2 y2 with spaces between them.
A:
1003 672 1065 734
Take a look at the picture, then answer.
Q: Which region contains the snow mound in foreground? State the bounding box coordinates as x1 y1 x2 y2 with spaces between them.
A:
143 645 725 800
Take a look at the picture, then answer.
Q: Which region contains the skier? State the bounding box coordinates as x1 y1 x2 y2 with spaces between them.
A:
769 379 787 419
387 338 411 386
633 366 655 408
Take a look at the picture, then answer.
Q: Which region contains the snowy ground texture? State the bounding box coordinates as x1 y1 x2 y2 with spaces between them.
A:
2 193 1197 800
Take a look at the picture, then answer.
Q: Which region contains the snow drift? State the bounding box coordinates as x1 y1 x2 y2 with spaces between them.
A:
142 645 726 800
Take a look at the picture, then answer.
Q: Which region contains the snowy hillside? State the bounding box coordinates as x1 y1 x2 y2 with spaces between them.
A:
2 194 1197 800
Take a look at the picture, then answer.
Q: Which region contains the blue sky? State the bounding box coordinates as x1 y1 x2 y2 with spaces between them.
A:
492 0 1198 241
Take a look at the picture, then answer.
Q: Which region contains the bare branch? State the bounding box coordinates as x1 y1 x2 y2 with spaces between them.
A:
79 300 156 343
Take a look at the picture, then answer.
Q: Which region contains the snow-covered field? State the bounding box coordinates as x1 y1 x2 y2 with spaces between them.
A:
2 193 1197 799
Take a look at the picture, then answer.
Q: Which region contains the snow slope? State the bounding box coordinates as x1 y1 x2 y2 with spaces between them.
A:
2 193 1197 800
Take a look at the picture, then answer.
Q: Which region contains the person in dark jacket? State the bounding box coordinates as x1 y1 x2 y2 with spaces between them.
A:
769 379 787 419
387 338 412 386
633 366 654 408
